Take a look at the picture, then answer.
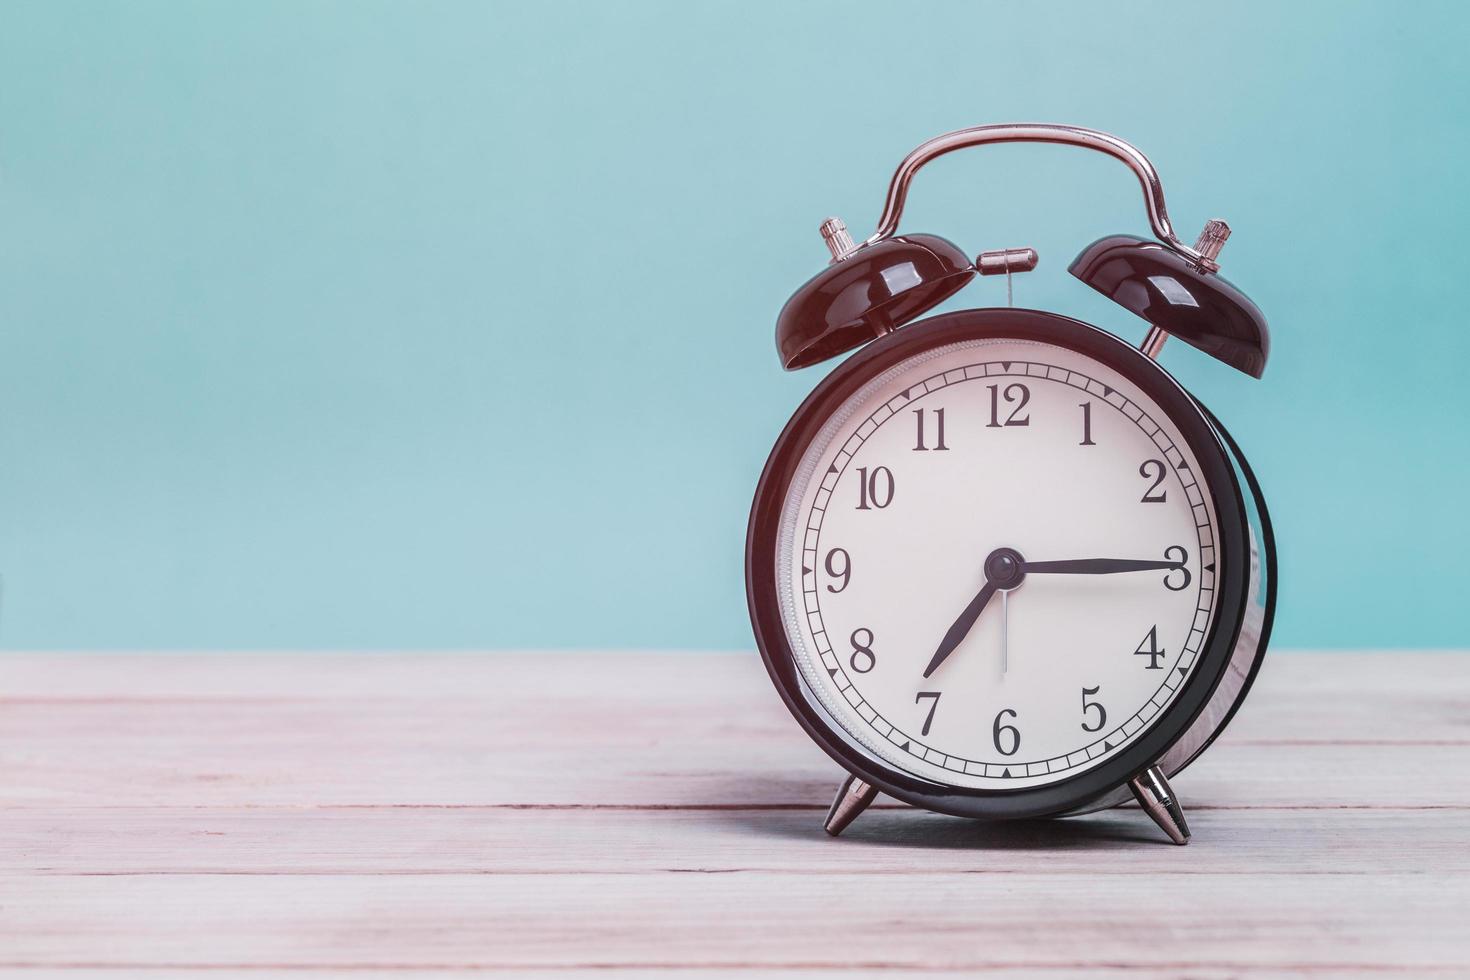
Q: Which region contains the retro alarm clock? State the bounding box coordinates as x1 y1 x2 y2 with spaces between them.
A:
746 124 1276 844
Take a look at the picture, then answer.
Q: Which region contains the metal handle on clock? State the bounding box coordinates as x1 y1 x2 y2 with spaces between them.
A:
863 123 1224 273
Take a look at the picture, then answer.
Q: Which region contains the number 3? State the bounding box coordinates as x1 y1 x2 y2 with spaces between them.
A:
1163 545 1191 591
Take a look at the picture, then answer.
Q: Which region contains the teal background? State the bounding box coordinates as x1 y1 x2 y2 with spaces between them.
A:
0 1 1465 650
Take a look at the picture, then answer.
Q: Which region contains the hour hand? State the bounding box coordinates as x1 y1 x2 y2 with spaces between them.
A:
923 579 997 678
1020 557 1183 575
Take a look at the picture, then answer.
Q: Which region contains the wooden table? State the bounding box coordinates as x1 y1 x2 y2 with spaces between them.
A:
2 652 1467 976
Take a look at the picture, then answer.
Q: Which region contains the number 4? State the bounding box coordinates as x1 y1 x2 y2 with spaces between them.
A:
1134 625 1165 670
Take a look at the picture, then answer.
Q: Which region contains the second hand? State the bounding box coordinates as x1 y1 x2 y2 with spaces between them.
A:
1001 589 1009 675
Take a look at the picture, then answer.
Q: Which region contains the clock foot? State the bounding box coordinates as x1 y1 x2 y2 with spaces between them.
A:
1129 765 1191 845
823 773 878 837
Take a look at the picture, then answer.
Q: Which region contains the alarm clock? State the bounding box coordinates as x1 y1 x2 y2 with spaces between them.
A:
746 124 1276 844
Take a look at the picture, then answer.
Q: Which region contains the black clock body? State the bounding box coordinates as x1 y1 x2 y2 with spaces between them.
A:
746 307 1272 821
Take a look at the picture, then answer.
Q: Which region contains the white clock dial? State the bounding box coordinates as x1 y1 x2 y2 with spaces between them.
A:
776 337 1220 789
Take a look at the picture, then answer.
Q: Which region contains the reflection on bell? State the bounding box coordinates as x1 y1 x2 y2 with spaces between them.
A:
775 233 973 370
1069 234 1269 378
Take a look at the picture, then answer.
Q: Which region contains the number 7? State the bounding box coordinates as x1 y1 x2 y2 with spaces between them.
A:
915 691 941 736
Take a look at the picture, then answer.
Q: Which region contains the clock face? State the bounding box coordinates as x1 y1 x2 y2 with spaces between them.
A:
774 336 1221 790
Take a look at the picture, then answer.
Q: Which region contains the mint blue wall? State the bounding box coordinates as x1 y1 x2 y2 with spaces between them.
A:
0 1 1465 650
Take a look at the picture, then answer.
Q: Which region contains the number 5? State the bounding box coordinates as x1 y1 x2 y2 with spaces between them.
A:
1081 686 1107 732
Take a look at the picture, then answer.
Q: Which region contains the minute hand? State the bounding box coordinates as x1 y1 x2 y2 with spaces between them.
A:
1021 558 1183 574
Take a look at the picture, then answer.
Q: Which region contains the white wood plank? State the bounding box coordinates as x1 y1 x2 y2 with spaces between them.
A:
5 652 1467 734
3 706 1466 808
5 651 1465 752
3 653 1466 809
3 652 1467 975
1 971 1382 979
2 871 1464 971
7 806 1468 876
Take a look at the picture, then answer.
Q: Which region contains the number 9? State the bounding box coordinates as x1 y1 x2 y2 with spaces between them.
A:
825 548 851 594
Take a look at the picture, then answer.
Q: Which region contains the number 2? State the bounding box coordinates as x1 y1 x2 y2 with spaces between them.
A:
1139 459 1168 502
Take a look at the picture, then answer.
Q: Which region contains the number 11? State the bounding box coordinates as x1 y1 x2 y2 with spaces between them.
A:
913 408 948 451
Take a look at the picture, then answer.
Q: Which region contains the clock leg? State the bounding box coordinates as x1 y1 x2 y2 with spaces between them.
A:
823 773 878 837
1129 765 1191 845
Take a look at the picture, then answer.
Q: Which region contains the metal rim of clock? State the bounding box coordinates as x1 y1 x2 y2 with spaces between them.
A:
1155 402 1277 774
747 307 1252 821
1056 403 1275 817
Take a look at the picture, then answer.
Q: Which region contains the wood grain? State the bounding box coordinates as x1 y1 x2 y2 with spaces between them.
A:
1 651 1467 975
7 806 1470 876
4 871 1467 971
